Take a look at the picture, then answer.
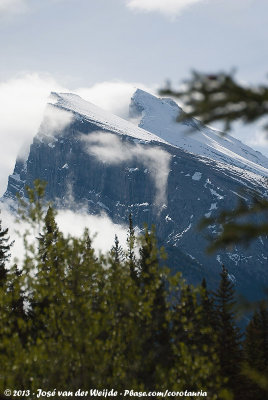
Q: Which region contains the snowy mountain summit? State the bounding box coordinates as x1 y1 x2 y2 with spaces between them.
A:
130 89 268 177
3 90 268 300
49 92 168 145
48 89 268 178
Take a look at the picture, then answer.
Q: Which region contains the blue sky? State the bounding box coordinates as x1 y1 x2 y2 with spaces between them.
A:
0 0 268 192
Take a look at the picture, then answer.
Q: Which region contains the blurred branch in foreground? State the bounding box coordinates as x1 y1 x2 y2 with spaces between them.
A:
160 70 268 251
159 71 268 133
199 196 268 253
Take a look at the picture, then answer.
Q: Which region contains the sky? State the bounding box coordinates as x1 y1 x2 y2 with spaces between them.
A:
1 0 268 255
1 0 268 86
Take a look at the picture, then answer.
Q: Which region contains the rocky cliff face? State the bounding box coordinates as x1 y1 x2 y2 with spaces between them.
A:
3 92 268 300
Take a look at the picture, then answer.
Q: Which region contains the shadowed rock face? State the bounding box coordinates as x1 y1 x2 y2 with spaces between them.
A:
3 95 268 301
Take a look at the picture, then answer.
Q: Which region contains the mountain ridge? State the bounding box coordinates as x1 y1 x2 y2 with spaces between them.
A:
3 90 268 301
130 89 268 177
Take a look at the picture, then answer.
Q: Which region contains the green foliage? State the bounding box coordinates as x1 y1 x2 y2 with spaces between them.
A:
161 70 268 398
214 266 242 397
127 213 137 281
160 71 268 251
1 181 267 399
0 183 227 399
199 196 268 252
243 302 268 400
110 234 124 266
16 179 47 227
0 217 13 286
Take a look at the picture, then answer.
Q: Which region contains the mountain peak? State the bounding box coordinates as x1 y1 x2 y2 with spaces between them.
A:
3 89 268 301
130 89 268 177
131 88 182 116
48 91 168 145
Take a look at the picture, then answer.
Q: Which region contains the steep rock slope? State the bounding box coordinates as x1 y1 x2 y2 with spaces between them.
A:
3 92 268 300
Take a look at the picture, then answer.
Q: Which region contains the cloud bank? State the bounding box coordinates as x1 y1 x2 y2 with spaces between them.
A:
75 81 152 120
0 73 148 197
0 73 65 195
81 131 171 206
56 209 128 255
125 0 205 17
1 205 128 266
38 105 74 139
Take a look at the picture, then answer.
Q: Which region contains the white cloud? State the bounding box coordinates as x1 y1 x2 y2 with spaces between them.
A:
0 205 128 266
56 209 128 255
247 130 268 148
0 73 65 196
38 104 74 140
0 74 149 197
75 81 152 119
125 0 206 17
243 118 268 153
0 74 67 195
0 0 28 16
81 131 171 206
1 0 205 19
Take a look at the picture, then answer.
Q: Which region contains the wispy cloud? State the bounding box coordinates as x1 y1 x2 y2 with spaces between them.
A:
0 0 70 17
0 0 28 16
38 104 74 140
81 131 171 207
125 0 206 18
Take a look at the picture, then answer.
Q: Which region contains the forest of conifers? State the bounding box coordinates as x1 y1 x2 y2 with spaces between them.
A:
0 181 267 400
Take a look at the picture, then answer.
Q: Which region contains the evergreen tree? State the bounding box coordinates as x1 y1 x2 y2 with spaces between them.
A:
126 213 138 281
136 226 170 388
243 301 268 400
160 71 268 133
214 265 242 397
110 234 124 267
38 205 59 263
0 187 226 398
0 217 13 286
167 277 223 398
177 285 197 344
201 278 218 330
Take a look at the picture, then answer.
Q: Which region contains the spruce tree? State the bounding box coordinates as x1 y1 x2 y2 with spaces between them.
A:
0 186 227 396
214 265 242 397
137 226 170 389
243 301 268 400
126 213 138 281
245 301 268 371
201 278 218 332
110 234 124 267
0 217 13 286
38 205 59 264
